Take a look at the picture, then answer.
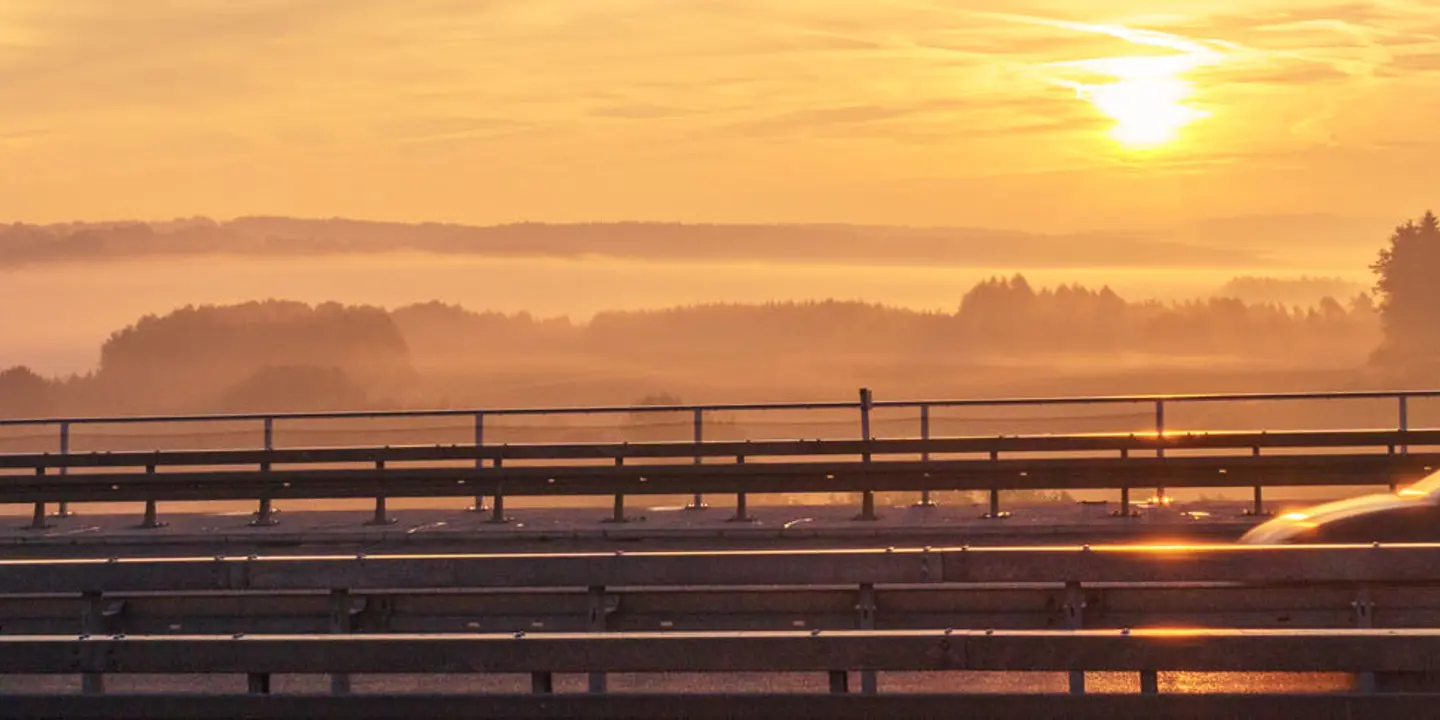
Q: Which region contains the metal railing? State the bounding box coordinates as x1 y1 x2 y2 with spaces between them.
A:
1 630 1439 717
2 388 1437 528
7 546 1440 712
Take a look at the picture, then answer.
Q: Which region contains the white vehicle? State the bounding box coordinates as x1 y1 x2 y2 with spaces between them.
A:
1239 470 1440 544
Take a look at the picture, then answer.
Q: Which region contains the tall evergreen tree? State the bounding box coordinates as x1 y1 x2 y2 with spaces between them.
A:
1371 211 1440 371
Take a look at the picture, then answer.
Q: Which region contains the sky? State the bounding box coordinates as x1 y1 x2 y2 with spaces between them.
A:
2 0 1439 231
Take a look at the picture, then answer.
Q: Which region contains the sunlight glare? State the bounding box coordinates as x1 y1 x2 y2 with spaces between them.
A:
1043 22 1228 150
1083 76 1210 147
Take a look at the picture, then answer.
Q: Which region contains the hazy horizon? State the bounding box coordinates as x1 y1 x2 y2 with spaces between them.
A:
2 0 1435 414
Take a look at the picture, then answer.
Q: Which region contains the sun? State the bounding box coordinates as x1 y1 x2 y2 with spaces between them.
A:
1039 22 1227 150
1082 75 1211 148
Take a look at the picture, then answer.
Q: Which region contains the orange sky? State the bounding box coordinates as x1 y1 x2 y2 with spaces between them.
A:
2 0 1439 230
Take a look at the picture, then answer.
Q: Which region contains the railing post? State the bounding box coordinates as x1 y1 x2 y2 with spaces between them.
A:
1399 395 1410 456
469 412 488 513
1117 487 1132 518
81 591 105 694
587 586 608 693
329 589 352 695
28 467 51 530
531 672 554 694
1154 400 1167 505
54 422 73 519
1355 584 1376 694
247 673 272 695
855 388 878 521
857 583 877 694
829 670 850 694
983 488 1005 519
730 456 752 522
915 405 936 508
137 463 166 529
1065 581 1086 695
604 457 631 524
252 417 278 527
488 451 511 524
1140 670 1159 694
367 460 396 526
687 408 707 511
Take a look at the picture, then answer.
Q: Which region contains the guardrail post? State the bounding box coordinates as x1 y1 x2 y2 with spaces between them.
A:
855 388 878 521
469 412 488 513
140 500 162 529
857 583 877 694
54 422 74 519
604 457 632 524
687 409 708 511
587 586 608 693
137 464 167 529
1355 585 1376 694
1400 396 1410 456
28 467 51 530
531 672 554 694
329 589 352 695
1154 400 1167 505
829 670 850 694
1140 669 1159 694
488 452 512 524
489 484 511 524
983 488 1006 519
915 405 936 508
608 493 629 524
1065 581 1086 695
1116 487 1133 518
252 418 278 527
81 591 105 694
247 673 272 695
729 455 752 522
367 460 396 526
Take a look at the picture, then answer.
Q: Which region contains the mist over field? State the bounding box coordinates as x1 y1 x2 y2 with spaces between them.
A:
0 217 1375 377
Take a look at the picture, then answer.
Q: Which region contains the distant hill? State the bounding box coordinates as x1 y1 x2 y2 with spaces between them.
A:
1212 276 1370 307
0 217 1268 269
1158 214 1394 267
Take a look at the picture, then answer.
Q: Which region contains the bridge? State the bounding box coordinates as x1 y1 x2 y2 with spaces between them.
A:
3 388 1440 716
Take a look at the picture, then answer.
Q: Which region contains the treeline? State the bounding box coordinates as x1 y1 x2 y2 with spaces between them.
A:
0 217 1258 268
0 278 1383 418
2 302 415 417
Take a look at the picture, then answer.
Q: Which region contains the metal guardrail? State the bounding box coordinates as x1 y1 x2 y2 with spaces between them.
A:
2 629 1439 717
0 693 1435 720
7 546 1440 711
5 629 1437 673
6 544 1440 593
3 388 1437 527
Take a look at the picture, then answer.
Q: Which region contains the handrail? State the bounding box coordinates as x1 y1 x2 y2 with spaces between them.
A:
2 388 1437 428
2 429 1437 470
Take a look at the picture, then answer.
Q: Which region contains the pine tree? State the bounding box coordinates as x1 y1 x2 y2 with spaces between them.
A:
1371 211 1440 371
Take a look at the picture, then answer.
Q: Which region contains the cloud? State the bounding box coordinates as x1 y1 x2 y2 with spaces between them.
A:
1387 51 1440 71
588 104 697 120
